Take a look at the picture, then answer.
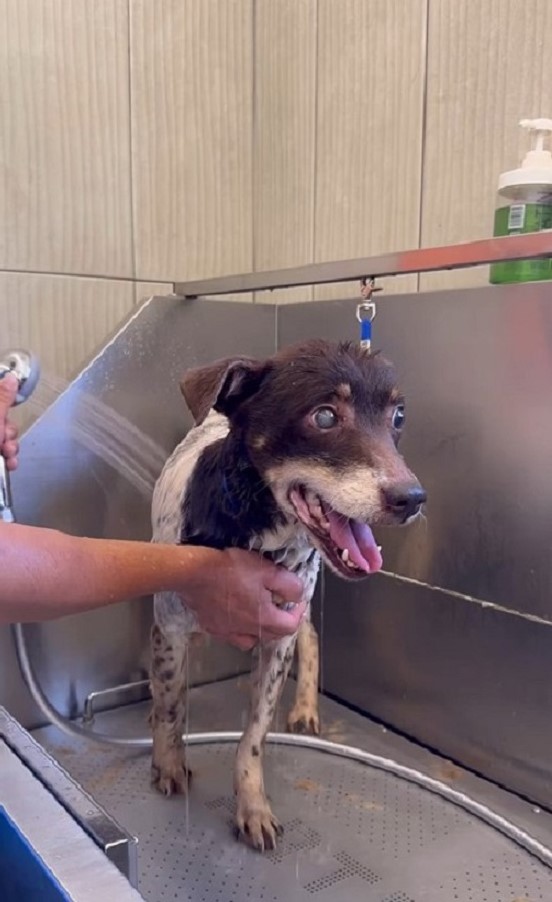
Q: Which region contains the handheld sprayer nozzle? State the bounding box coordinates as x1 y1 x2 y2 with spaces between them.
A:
0 348 40 522
0 349 40 406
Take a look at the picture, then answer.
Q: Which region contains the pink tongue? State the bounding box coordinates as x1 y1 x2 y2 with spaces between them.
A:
326 511 383 574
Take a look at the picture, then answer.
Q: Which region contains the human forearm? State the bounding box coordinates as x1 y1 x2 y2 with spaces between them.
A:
0 522 205 623
0 376 305 640
0 523 305 645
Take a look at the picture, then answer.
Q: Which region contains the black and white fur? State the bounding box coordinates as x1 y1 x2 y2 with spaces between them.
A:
149 340 424 852
151 410 320 851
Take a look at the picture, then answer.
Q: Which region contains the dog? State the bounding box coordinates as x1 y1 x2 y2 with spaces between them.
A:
149 338 425 852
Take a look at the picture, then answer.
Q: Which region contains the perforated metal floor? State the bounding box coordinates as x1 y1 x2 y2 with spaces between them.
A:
34 679 552 902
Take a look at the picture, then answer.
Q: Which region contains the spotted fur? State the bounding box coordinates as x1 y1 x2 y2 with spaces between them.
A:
150 410 321 850
149 340 424 853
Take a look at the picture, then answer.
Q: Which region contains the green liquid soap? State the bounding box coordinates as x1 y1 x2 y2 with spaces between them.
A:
489 118 552 285
490 200 552 284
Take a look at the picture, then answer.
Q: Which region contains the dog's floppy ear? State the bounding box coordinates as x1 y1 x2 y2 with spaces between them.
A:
180 356 268 425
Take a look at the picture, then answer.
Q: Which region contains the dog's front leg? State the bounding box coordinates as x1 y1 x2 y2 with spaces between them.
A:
287 614 320 735
149 623 190 796
234 634 297 852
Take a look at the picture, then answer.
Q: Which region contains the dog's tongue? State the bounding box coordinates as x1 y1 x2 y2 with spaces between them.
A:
326 511 383 573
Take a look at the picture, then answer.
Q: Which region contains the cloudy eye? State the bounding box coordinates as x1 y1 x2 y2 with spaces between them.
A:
313 406 338 430
392 404 406 430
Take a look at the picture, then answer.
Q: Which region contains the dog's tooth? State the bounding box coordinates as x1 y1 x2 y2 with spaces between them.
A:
341 548 349 562
377 545 382 552
346 559 356 569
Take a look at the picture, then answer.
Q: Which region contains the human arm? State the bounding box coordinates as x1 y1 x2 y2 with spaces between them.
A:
0 374 305 646
0 522 305 648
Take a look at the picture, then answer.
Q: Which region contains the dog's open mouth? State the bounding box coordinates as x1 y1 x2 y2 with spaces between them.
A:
289 487 383 579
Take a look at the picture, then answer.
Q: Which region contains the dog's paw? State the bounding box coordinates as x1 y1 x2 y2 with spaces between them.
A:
235 798 283 852
287 704 320 736
151 756 191 797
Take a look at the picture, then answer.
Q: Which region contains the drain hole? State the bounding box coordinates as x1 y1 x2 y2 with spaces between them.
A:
267 818 321 864
205 795 236 814
382 894 416 902
304 851 381 893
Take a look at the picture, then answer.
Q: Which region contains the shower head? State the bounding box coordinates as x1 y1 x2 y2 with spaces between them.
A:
0 349 40 406
0 348 40 522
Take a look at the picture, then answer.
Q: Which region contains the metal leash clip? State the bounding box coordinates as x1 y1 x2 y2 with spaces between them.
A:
356 277 381 351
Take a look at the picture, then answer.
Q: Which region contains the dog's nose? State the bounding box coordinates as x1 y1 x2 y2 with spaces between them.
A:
383 483 426 519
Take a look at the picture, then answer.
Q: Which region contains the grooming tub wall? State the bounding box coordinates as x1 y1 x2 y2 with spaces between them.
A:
1 298 277 726
2 285 551 809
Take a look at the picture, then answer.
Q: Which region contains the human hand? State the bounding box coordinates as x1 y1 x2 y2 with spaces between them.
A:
0 374 19 471
180 547 306 651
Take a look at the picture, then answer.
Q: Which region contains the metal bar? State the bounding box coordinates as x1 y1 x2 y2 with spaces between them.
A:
83 679 151 724
179 731 552 871
0 743 142 901
174 230 552 297
0 707 138 884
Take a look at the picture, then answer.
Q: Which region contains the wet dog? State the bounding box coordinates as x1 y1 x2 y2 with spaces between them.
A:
150 339 425 851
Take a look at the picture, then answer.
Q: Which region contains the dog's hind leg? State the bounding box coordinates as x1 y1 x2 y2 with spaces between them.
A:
149 622 190 796
287 614 320 735
235 634 297 852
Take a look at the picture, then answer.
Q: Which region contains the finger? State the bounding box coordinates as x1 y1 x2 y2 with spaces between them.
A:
264 564 304 606
0 373 19 412
5 458 18 472
261 598 307 637
3 440 19 460
4 423 19 442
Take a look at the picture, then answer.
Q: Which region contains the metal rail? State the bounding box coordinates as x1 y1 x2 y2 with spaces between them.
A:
175 230 552 297
183 732 552 871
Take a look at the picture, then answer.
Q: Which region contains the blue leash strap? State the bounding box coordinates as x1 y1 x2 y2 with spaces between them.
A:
360 317 373 347
356 277 380 351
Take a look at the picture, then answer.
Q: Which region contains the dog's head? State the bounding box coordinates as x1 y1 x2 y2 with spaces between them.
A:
181 340 425 580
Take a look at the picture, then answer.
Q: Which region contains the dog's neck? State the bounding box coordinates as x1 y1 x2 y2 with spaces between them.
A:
181 429 287 551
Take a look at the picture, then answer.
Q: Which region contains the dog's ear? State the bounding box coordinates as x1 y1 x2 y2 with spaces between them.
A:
180 356 268 425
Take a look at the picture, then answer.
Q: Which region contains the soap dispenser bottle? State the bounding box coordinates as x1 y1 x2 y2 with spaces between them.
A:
490 118 552 284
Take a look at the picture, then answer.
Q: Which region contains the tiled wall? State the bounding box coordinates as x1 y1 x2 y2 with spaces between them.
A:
1 0 551 422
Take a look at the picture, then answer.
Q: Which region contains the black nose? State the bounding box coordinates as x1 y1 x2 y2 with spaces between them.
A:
383 483 427 519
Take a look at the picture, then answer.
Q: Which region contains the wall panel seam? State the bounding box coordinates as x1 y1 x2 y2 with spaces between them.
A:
416 0 431 293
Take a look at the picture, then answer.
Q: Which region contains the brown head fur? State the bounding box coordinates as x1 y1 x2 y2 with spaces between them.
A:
181 339 425 528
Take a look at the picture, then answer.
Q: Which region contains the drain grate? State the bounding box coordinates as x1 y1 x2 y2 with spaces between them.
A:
303 851 381 894
438 851 552 902
34 730 552 902
266 818 322 865
32 679 552 902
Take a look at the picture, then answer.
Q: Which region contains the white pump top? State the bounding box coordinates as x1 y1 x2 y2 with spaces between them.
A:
498 118 552 194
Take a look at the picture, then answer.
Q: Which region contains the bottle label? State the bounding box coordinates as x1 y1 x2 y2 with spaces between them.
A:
507 204 526 230
490 202 552 283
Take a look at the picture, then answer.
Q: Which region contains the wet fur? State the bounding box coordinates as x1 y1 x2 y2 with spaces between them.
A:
150 339 422 852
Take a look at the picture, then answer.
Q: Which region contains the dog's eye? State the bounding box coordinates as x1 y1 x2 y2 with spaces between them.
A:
313 407 338 430
392 404 406 430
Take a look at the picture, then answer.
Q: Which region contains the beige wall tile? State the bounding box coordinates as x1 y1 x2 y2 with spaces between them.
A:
0 272 134 430
253 0 317 302
131 0 253 283
420 0 552 291
313 0 426 301
0 0 133 278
